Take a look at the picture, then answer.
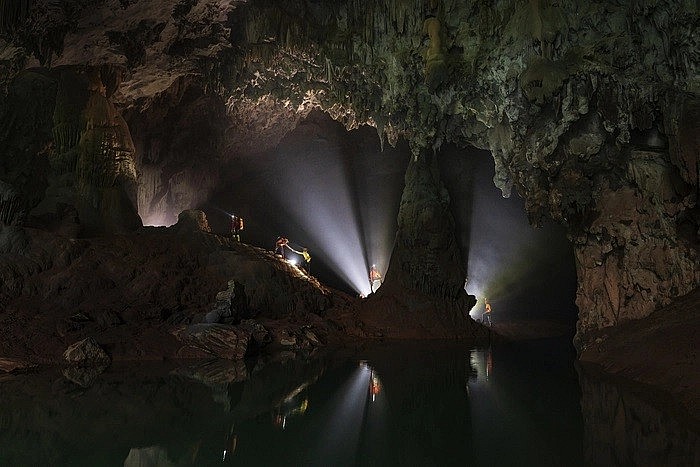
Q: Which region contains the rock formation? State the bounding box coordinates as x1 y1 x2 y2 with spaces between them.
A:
0 0 698 352
0 214 346 363
62 337 111 365
381 150 476 315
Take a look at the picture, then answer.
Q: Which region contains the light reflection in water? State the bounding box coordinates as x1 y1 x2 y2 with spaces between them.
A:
0 341 696 465
271 382 310 431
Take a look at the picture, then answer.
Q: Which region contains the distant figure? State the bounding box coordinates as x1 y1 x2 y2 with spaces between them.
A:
369 265 382 292
369 369 382 402
230 215 244 242
482 299 492 326
275 237 289 258
301 248 311 273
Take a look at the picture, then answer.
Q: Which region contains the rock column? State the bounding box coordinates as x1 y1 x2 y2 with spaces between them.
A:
75 67 141 234
383 150 475 312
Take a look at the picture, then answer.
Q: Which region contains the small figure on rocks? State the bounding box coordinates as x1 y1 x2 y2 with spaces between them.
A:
299 247 311 273
369 264 382 292
288 245 312 273
275 237 289 258
230 214 244 242
482 298 492 326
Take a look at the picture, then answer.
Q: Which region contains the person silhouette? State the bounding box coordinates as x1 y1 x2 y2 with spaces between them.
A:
482 299 492 326
369 265 382 292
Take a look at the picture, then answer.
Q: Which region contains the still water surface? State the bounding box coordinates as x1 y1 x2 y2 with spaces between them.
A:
0 338 697 466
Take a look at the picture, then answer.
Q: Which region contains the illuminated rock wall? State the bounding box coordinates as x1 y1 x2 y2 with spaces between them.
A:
0 0 697 345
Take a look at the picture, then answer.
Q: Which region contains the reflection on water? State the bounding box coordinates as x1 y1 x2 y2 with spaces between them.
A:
579 366 700 466
0 340 697 466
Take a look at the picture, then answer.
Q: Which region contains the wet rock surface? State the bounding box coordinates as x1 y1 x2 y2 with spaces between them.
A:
172 323 251 360
62 337 111 365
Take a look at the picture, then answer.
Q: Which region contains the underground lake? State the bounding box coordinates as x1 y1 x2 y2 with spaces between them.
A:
2 337 697 466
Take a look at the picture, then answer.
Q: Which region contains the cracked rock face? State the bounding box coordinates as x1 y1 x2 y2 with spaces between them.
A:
1 0 698 346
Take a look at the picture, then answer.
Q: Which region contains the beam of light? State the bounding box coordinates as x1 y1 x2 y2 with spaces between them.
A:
464 151 575 320
140 212 171 227
311 364 372 463
255 144 368 294
258 122 404 296
292 186 369 294
209 206 233 218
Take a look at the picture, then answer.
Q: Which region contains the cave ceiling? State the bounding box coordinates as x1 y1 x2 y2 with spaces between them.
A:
2 0 697 222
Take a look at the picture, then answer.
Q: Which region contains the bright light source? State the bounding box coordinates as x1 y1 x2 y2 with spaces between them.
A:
288 258 298 266
253 127 401 296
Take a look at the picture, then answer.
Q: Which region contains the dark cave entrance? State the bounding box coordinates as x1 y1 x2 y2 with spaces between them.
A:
199 111 578 326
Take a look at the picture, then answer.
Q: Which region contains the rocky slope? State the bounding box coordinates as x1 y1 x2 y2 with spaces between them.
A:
0 1 698 352
0 210 351 364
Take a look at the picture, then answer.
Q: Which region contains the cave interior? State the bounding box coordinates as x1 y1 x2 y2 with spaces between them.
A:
0 0 698 459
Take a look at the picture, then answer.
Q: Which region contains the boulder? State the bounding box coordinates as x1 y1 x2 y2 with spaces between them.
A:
172 209 211 233
240 319 271 349
206 280 250 324
62 337 111 365
172 324 250 360
171 359 248 386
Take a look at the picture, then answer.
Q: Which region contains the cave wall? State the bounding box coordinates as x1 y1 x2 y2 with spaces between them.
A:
123 78 226 226
0 64 141 235
0 0 698 345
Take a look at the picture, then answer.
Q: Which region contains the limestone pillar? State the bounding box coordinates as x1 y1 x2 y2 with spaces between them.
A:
383 150 475 312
